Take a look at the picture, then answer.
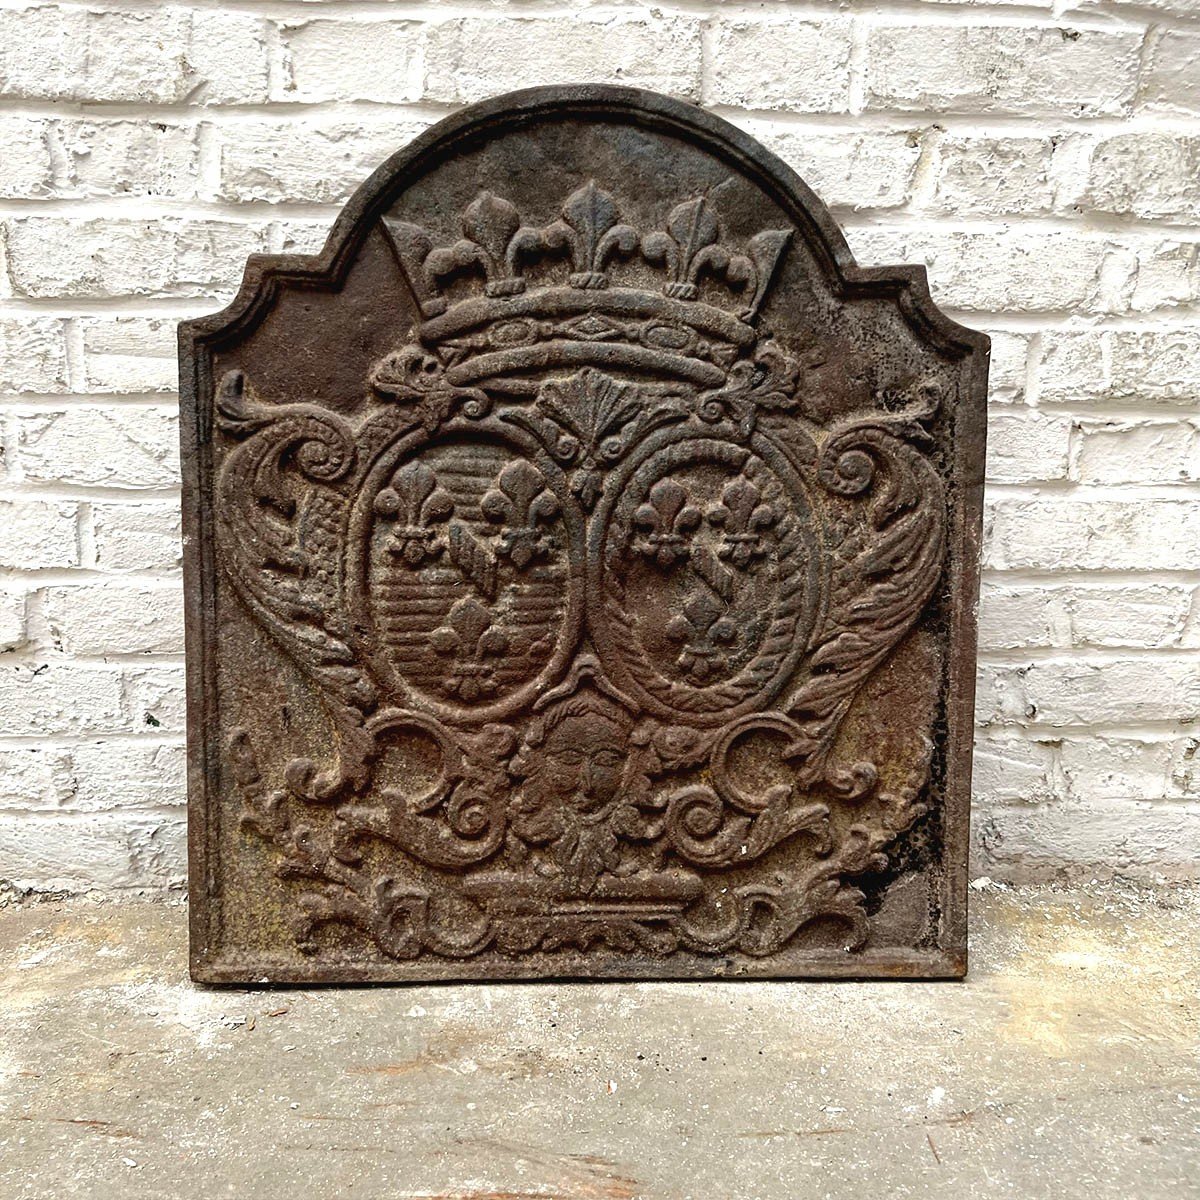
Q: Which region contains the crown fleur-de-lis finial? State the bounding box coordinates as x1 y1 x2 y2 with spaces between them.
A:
423 191 529 298
643 199 792 319
509 180 640 290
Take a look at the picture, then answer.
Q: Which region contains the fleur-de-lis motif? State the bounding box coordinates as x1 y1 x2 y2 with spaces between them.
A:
424 191 527 298
642 197 792 318
481 460 559 569
512 181 638 290
431 597 510 701
665 589 737 683
374 461 454 565
642 196 725 301
706 476 779 567
632 478 702 567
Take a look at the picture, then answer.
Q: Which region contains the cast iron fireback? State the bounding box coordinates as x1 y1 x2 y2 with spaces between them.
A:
180 86 988 983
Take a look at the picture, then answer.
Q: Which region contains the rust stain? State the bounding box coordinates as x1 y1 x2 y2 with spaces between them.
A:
927 1109 976 1128
16 1116 141 1140
413 1194 593 1200
347 1030 479 1078
346 1062 426 1078
738 1109 980 1141
453 1137 641 1200
738 1127 854 1139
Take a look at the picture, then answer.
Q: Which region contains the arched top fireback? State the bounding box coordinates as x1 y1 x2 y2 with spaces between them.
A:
180 86 988 984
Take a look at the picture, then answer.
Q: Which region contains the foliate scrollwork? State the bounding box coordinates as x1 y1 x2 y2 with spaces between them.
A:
370 344 491 431
215 371 375 799
786 383 947 769
335 713 515 871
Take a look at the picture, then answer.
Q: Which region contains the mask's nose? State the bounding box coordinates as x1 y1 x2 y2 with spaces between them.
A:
579 758 596 796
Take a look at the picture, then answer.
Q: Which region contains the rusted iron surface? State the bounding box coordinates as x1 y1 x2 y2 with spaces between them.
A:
179 86 988 983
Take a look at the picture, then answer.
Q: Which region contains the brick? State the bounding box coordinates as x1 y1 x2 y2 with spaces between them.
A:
1039 329 1200 407
1139 30 1200 116
971 735 1059 804
68 741 187 812
0 318 68 393
0 661 125 736
217 119 432 205
124 664 187 734
0 747 73 811
0 115 52 198
52 119 198 200
0 811 186 891
1058 586 1192 649
0 6 81 101
279 18 423 103
89 502 182 573
425 16 703 104
977 658 1200 726
1095 0 1200 14
0 500 79 569
707 18 853 113
0 8 192 104
979 583 1191 650
13 406 180 489
0 589 26 652
976 799 1200 879
1168 735 1200 793
1060 737 1178 801
1124 241 1200 314
751 127 921 210
985 409 1071 483
864 24 1140 117
0 7 267 106
79 317 179 395
846 227 1112 313
41 582 184 655
1082 133 1200 222
0 744 183 814
1182 591 1200 649
187 10 270 105
81 8 193 103
929 135 1057 216
985 331 1030 403
1074 418 1200 485
3 217 266 300
985 498 1200 571
277 220 332 256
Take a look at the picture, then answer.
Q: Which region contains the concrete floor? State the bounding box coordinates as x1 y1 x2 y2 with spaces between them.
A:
0 884 1196 1199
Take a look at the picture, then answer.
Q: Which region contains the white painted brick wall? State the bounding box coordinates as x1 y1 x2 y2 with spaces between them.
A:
1 0 1198 892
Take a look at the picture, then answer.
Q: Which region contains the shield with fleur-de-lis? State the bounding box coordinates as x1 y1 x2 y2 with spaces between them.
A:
181 87 987 985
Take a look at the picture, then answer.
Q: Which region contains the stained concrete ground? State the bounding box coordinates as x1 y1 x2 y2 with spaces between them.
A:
0 884 1197 1200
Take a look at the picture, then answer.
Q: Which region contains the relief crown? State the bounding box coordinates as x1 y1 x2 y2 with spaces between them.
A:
381 181 793 389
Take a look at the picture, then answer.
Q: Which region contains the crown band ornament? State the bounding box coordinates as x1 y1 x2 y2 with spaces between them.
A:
382 181 792 389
